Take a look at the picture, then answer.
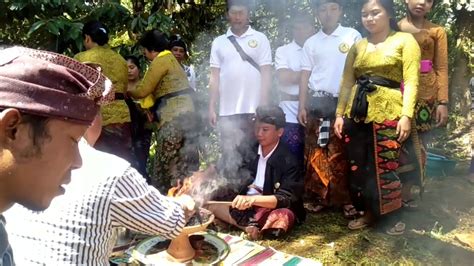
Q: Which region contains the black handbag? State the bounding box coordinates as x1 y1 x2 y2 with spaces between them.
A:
307 91 338 118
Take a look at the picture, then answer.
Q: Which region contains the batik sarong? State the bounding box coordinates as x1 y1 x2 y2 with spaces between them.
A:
281 122 305 162
230 207 295 234
148 112 199 193
304 117 350 207
343 118 402 216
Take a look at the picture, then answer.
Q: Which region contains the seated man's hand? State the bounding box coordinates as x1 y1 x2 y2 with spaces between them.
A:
232 195 255 210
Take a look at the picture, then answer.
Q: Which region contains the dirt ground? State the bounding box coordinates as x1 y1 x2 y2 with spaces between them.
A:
219 163 474 264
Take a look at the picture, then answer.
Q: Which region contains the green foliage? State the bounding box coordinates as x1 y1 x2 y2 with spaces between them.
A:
0 0 472 159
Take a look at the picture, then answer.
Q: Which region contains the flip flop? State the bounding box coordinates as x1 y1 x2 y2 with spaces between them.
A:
343 205 360 219
304 203 326 213
348 218 370 230
402 199 418 209
386 221 406 236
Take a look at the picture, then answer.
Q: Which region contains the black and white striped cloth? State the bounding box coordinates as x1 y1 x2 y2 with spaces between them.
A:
0 215 14 266
4 141 186 265
317 118 331 148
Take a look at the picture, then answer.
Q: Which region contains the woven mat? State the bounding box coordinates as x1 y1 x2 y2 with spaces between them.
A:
217 233 321 265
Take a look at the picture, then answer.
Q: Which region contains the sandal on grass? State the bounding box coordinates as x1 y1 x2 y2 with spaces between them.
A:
348 217 370 230
402 199 418 209
386 221 406 236
343 205 360 219
304 203 326 213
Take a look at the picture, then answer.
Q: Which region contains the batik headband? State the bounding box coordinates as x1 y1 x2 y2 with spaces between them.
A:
0 46 114 125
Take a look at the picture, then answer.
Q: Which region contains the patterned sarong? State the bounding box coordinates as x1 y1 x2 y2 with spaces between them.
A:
230 207 295 234
343 119 402 216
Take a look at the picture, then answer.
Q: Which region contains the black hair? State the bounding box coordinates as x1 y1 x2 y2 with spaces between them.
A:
255 105 286 129
139 30 169 53
313 0 342 8
124 55 141 71
0 109 51 156
227 0 250 11
362 0 399 31
82 21 109 46
169 35 188 54
290 13 315 27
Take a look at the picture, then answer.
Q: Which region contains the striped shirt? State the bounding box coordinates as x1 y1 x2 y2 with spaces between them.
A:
4 141 185 265
0 215 14 266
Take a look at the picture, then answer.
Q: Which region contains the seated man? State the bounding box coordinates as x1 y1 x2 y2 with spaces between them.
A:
208 105 306 240
4 115 196 265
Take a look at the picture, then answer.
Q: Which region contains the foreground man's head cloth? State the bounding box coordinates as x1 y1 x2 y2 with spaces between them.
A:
0 46 113 212
0 46 113 124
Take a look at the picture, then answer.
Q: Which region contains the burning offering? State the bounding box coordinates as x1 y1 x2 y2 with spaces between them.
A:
132 233 229 264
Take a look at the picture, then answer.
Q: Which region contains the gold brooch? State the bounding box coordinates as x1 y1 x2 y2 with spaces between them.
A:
248 39 258 48
339 42 350 53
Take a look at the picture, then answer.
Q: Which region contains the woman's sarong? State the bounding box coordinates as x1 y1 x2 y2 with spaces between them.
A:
304 117 350 207
343 118 402 216
148 112 199 193
398 99 433 188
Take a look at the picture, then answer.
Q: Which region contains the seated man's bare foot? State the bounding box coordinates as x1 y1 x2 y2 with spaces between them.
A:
245 226 261 240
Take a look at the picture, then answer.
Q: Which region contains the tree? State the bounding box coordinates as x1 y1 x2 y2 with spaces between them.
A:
0 0 472 159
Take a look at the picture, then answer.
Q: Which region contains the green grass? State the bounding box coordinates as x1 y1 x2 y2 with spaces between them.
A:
217 172 474 264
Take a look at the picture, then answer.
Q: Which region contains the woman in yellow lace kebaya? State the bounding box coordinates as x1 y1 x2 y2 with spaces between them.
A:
74 21 132 162
128 30 198 193
397 0 449 207
333 0 420 233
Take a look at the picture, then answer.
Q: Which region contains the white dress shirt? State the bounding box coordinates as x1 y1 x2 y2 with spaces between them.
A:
275 40 304 123
301 25 361 95
210 27 272 116
247 143 279 196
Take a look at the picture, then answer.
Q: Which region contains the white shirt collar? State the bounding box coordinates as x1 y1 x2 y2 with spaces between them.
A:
258 141 279 160
290 40 303 50
226 26 255 38
319 24 343 38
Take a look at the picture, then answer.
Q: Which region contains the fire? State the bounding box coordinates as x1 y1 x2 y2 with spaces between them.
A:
167 177 193 197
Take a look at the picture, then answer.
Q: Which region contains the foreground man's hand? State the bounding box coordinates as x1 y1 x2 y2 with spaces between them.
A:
175 195 196 221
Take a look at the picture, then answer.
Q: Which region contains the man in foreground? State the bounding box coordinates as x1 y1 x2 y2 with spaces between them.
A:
5 114 196 265
0 46 113 265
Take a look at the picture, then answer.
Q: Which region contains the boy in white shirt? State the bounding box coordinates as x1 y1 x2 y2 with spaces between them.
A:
275 14 315 162
298 0 361 217
208 0 272 180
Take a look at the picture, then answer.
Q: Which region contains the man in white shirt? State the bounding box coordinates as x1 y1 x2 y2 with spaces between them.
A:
275 14 315 162
4 116 196 265
297 0 361 216
208 0 272 180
